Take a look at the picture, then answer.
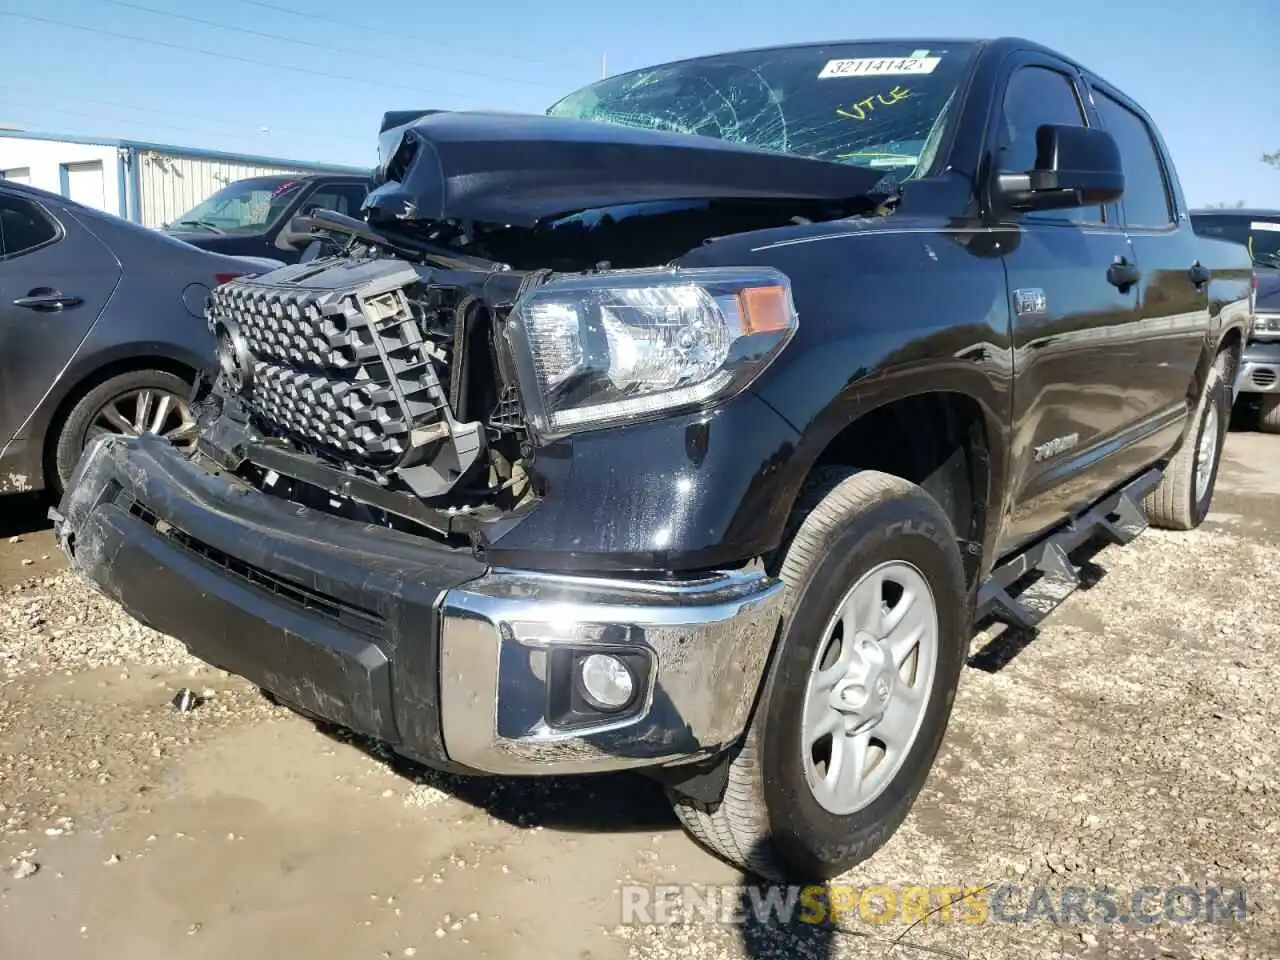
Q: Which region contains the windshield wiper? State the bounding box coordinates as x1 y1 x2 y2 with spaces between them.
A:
178 219 227 234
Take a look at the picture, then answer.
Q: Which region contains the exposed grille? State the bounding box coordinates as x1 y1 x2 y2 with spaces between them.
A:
1251 368 1277 389
123 496 385 638
207 259 456 467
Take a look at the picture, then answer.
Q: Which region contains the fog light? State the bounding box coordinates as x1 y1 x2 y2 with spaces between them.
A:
578 653 636 711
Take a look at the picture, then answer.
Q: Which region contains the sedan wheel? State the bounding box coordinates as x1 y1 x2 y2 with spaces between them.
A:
87 388 196 447
53 369 196 492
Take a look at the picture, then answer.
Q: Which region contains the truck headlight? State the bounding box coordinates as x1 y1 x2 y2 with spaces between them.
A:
1256 314 1280 335
504 267 797 436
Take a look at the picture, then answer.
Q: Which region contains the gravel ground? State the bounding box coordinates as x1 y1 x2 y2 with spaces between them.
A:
0 432 1277 959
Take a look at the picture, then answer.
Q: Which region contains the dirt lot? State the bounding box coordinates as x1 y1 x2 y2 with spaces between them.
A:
1 433 1277 960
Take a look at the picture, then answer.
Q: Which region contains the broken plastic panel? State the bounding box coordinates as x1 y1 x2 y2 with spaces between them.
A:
206 258 484 499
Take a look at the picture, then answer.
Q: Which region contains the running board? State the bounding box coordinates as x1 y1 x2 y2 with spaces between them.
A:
975 467 1163 631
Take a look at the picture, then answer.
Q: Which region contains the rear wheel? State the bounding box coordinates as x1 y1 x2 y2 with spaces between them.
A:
670 469 968 881
1146 356 1230 530
52 369 196 492
1258 395 1280 434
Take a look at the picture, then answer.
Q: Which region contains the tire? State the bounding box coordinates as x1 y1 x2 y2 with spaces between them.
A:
52 369 195 493
670 468 968 881
1145 355 1230 530
1258 395 1280 434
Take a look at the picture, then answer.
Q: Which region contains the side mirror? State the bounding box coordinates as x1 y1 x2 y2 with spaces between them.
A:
274 213 319 252
995 124 1125 212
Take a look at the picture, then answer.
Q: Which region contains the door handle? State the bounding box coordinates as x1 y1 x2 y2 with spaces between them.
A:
12 293 83 311
1188 261 1212 286
1107 256 1141 291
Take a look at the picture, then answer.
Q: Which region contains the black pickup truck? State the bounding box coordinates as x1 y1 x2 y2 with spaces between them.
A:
54 37 1253 881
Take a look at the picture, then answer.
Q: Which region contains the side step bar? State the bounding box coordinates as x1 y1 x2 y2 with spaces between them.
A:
975 467 1163 630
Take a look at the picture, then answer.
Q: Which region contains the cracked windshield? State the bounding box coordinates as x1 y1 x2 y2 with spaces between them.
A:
549 42 977 181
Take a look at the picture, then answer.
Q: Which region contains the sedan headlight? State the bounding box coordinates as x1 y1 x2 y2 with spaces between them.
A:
504 267 797 437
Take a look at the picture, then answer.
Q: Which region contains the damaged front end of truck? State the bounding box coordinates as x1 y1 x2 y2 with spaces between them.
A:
179 109 891 547
50 104 892 781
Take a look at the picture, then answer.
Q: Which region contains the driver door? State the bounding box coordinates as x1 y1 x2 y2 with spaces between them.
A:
993 58 1145 554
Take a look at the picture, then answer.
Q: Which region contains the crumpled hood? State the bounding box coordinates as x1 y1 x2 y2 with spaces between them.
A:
364 110 887 228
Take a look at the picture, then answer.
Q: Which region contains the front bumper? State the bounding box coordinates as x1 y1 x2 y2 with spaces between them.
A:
1235 333 1280 395
55 435 783 775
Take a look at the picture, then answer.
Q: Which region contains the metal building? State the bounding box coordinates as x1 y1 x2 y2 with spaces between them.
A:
0 131 368 228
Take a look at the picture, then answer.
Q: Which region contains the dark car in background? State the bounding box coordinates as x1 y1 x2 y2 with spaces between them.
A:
0 181 279 495
1191 208 1280 428
161 173 370 263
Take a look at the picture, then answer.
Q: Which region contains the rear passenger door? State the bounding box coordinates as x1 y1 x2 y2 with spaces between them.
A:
0 192 120 444
995 58 1145 554
1089 83 1208 429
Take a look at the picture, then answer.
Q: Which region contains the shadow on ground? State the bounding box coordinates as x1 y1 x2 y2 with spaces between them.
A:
1229 397 1263 433
967 535 1110 674
0 493 53 539
309 720 679 834
734 852 838 960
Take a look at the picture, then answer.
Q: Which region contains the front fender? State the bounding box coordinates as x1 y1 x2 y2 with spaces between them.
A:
677 215 1015 565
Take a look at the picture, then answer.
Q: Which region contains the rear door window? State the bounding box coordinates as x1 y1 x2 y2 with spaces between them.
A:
1092 92 1175 229
0 195 61 259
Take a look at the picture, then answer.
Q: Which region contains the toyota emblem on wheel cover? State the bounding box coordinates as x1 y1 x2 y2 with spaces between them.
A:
875 675 892 703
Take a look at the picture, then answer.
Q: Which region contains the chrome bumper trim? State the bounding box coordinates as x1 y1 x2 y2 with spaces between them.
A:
438 567 784 775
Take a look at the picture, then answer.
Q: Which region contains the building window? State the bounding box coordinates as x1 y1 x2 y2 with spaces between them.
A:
60 160 107 210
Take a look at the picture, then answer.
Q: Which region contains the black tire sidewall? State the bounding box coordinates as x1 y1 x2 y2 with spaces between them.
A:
1188 368 1229 525
757 484 968 879
53 370 191 490
1257 394 1280 432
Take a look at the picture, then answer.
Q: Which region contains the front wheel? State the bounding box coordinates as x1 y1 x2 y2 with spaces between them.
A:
52 369 196 492
670 469 968 881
